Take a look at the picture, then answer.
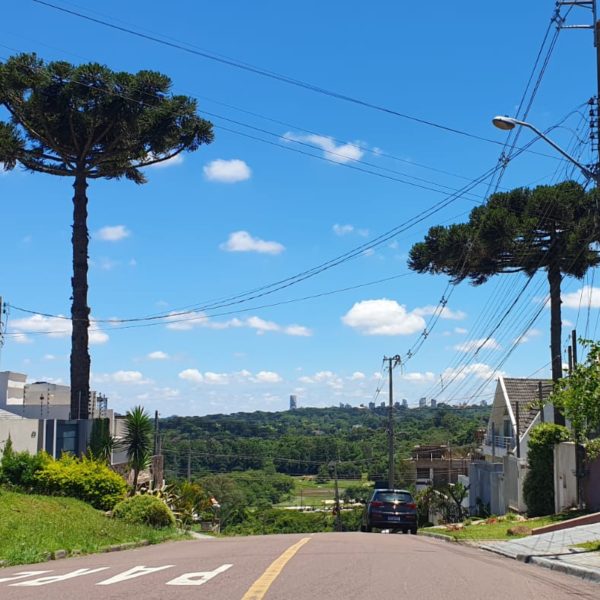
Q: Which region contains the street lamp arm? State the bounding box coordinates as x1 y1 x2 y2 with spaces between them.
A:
492 115 596 182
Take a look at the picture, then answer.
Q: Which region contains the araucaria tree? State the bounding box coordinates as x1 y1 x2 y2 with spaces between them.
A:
409 181 600 422
0 54 213 418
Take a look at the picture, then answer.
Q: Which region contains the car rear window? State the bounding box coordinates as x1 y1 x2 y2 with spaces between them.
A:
372 491 413 503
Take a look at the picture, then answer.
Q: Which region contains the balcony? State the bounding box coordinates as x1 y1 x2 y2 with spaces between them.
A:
482 434 515 457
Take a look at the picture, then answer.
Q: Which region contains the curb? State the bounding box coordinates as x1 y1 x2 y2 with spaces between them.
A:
419 531 459 543
529 556 600 583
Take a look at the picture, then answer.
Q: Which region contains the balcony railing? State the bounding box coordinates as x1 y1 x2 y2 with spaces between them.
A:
483 435 514 450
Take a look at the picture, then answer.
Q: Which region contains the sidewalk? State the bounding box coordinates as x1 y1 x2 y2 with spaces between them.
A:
479 522 600 582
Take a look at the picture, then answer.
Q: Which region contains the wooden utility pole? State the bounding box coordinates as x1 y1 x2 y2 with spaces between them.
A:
333 461 342 532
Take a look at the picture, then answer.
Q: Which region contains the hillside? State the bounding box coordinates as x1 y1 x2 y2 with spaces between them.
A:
159 405 489 480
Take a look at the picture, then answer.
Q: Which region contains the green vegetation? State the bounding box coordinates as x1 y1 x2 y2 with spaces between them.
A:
122 405 153 492
113 495 176 528
160 405 489 480
574 540 600 551
0 489 185 566
1 448 126 510
409 181 600 381
523 423 570 516
0 53 213 412
423 513 575 541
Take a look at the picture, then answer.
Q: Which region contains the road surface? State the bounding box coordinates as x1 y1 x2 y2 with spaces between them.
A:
0 532 597 599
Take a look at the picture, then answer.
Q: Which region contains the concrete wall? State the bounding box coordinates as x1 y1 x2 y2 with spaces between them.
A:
0 417 42 454
554 441 577 513
0 371 27 409
469 461 504 515
503 454 528 513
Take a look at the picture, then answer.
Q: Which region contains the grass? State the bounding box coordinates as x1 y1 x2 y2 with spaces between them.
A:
422 512 586 541
276 476 370 508
0 488 187 566
574 540 600 551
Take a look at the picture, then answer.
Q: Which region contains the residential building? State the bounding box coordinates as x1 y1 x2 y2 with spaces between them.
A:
289 394 297 410
419 397 427 408
411 444 470 489
470 376 553 515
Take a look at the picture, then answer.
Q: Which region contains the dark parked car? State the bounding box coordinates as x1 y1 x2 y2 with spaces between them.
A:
361 489 417 534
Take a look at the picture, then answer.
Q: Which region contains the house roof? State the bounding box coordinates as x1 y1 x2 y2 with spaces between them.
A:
503 378 553 437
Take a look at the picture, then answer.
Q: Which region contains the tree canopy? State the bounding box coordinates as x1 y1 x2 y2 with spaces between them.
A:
0 53 214 417
408 181 600 394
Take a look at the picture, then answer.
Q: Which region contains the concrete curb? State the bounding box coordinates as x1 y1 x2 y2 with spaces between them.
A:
529 556 600 583
419 531 459 543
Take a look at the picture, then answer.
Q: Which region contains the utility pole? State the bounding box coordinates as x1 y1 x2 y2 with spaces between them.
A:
187 440 192 481
572 329 578 368
384 355 401 489
153 410 160 456
332 460 342 532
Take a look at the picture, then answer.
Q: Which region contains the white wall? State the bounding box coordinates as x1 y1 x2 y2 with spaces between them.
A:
554 442 577 513
0 418 40 455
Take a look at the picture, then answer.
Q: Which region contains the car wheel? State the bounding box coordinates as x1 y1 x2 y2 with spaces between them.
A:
360 525 366 532
411 528 418 535
402 528 408 534
365 525 373 533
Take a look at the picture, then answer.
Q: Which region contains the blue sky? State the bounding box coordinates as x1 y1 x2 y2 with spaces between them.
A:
1 1 599 415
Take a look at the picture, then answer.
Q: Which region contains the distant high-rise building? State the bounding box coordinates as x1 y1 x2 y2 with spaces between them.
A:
419 397 427 408
480 399 488 407
380 401 386 409
394 401 401 409
402 398 408 408
430 398 437 409
289 395 297 410
368 402 376 410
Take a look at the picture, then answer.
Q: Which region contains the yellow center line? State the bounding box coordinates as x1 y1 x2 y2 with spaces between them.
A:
241 537 312 600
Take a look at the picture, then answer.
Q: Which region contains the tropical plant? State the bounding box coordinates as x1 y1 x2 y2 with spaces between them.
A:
88 418 115 463
113 494 176 528
409 181 600 418
122 406 153 493
0 53 213 416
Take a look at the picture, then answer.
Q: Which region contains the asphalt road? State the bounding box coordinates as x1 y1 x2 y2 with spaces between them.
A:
0 532 597 600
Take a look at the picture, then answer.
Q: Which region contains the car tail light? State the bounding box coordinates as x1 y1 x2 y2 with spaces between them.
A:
370 501 384 507
407 503 417 509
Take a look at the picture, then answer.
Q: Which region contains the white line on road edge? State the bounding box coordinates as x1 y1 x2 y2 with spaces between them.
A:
0 572 52 584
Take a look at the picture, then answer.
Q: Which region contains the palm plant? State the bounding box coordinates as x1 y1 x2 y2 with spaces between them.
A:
122 406 153 494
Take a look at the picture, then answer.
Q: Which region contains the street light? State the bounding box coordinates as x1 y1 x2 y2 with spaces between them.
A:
492 115 597 183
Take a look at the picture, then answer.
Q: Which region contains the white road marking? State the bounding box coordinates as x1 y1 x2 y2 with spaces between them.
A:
11 567 109 586
0 571 52 584
97 565 175 585
165 564 233 586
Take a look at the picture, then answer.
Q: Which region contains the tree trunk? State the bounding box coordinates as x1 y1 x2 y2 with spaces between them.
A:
70 172 91 420
547 238 565 426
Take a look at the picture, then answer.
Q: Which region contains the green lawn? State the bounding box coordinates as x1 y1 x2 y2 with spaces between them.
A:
574 540 600 551
0 488 187 566
422 513 585 541
276 476 370 508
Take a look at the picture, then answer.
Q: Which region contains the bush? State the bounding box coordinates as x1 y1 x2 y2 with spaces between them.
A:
523 423 570 517
1 449 50 489
34 454 126 510
113 495 176 528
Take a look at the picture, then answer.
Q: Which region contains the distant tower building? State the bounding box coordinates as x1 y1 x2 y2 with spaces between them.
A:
430 398 437 409
289 395 297 410
419 397 427 408
480 399 488 407
402 398 408 408
368 401 376 410
380 401 386 409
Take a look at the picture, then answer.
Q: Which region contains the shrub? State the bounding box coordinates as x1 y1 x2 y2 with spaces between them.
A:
34 454 126 510
113 494 176 528
1 449 50 489
523 423 570 517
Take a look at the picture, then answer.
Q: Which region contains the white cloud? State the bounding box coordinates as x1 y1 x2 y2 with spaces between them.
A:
414 305 467 321
255 371 282 383
43 354 56 361
442 363 501 382
10 313 108 345
166 311 310 337
401 371 435 382
178 368 204 383
204 372 229 385
454 327 468 334
342 299 425 336
517 329 542 344
142 153 184 169
95 225 131 242
454 338 500 352
562 286 600 309
148 350 169 360
350 371 366 381
12 332 32 344
333 224 354 236
220 231 284 255
283 132 363 164
204 159 251 183
94 370 150 385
